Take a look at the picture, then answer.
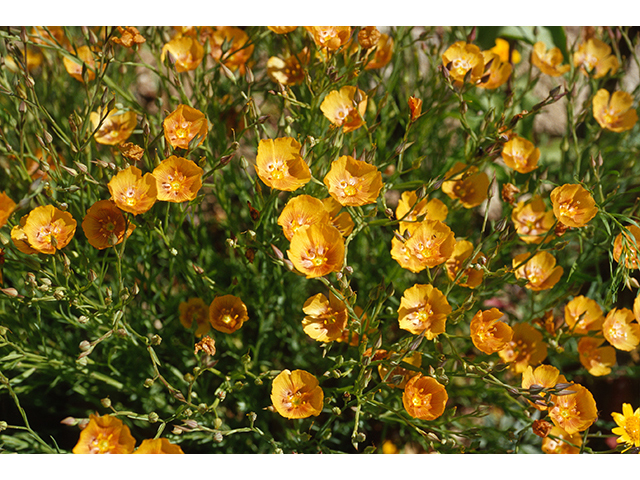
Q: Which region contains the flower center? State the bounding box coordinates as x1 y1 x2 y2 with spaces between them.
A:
625 416 640 443
90 432 115 454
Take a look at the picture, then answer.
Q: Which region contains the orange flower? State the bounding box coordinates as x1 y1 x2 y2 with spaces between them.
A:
489 38 521 64
550 184 598 228
18 205 77 255
511 195 555 244
63 45 96 82
548 383 598 435
441 41 484 87
602 308 640 352
441 162 490 209
611 403 640 450
271 369 324 419
470 308 513 355
306 26 351 52
402 374 448 421
179 297 210 337
323 155 383 207
321 196 354 237
542 426 582 454
268 26 298 34
364 33 394 70
82 200 135 250
445 238 485 289
118 142 145 162
477 51 512 89
390 219 455 273
395 190 448 232
0 192 16 228
161 35 204 72
133 438 184 454
613 224 640 269
108 166 157 216
320 86 367 133
255 137 311 192
152 156 203 203
163 104 209 150
111 26 146 48
573 38 619 79
377 350 422 389
513 251 563 291
521 364 560 410
287 223 345 278
11 215 38 254
564 296 604 334
90 108 137 146
592 89 638 132
301 292 348 343
72 414 136 454
397 284 451 338
501 135 540 174
207 27 254 74
498 322 548 373
209 294 248 334
531 41 570 76
278 195 331 242
578 336 616 377
408 96 422 122
267 48 309 86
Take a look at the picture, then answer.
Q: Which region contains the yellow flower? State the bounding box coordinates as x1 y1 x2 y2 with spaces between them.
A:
377 350 422 389
382 440 399 454
402 374 448 421
550 184 598 228
498 322 548 374
152 156 203 203
207 27 254 74
0 192 16 228
441 162 490 209
470 308 513 355
271 369 324 419
441 41 484 87
445 238 485 289
163 104 209 150
602 308 640 352
531 41 570 76
548 383 598 435
301 292 348 343
278 195 331 241
611 403 640 449
108 166 157 216
320 86 367 133
578 336 616 376
613 224 640 269
501 135 540 174
364 33 394 70
90 108 137 146
179 297 210 337
161 35 204 72
395 190 448 233
82 200 135 250
573 38 619 78
513 251 563 291
267 48 309 86
477 51 512 90
63 45 96 82
287 223 345 279
323 155 383 207
11 215 38 254
255 137 311 192
542 426 582 454
564 296 604 334
592 89 638 132
521 364 560 410
390 219 455 273
72 414 136 454
20 205 77 255
397 283 451 338
133 438 184 454
511 195 555 244
209 294 248 334
268 26 298 34
306 26 351 52
489 38 520 64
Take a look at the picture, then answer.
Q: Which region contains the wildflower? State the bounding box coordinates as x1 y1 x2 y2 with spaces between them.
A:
602 308 640 352
391 219 455 273
82 200 135 250
323 155 383 207
489 38 521 64
209 294 248 334
395 190 448 232
133 438 184 454
320 86 367 133
402 374 448 421
321 197 354 237
152 156 203 203
501 135 540 174
207 27 254 74
111 26 146 48
564 296 604 334
498 322 548 373
255 137 311 192
441 41 484 87
470 308 513 355
17 205 77 255
11 215 38 254
278 195 331 241
578 336 616 376
163 104 209 150
267 48 309 86
613 225 640 269
179 297 210 337
592 89 638 132
72 414 136 454
306 26 351 52
550 184 598 228
63 45 96 82
364 33 394 70
90 108 137 146
477 51 512 89
511 195 555 244
573 38 619 78
271 369 324 419
161 35 204 72
441 162 490 209
382 440 399 454
268 27 297 34
513 251 563 291
521 364 561 409
107 166 157 216
531 41 570 76
445 239 485 289
301 292 348 342
408 96 422 122
377 350 422 389
542 426 582 454
0 192 16 228
548 383 598 435
397 283 451 338
611 403 640 450
287 223 345 278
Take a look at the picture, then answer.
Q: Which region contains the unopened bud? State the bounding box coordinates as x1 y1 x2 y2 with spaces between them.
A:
147 412 159 423
213 431 224 443
100 397 111 408
79 340 91 352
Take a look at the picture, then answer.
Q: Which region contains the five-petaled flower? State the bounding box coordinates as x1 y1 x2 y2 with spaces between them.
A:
82 199 135 250
72 414 136 454
550 183 598 228
287 223 345 278
592 89 638 132
108 165 157 216
397 283 451 338
255 137 311 191
323 155 383 207
90 108 137 146
271 369 324 419
320 86 367 133
153 156 203 203
14 205 77 255
163 104 209 150
402 374 448 420
209 294 249 334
